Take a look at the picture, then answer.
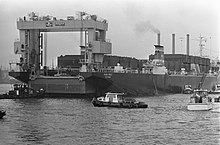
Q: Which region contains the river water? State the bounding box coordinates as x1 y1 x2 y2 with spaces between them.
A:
0 84 219 145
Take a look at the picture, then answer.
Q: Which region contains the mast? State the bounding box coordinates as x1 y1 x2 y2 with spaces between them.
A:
198 34 207 57
80 12 84 47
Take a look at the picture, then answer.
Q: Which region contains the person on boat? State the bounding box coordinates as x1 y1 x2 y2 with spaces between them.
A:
216 96 220 102
208 96 212 102
194 92 200 103
190 97 195 103
199 95 203 103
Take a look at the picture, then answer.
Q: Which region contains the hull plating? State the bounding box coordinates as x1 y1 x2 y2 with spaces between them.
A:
9 71 219 96
29 76 96 95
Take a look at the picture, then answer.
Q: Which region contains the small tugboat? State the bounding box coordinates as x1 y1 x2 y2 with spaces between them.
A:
0 110 6 119
187 89 212 111
91 92 148 108
183 85 193 94
0 84 45 99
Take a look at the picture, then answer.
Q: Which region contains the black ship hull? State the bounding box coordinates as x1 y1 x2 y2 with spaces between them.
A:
9 71 220 97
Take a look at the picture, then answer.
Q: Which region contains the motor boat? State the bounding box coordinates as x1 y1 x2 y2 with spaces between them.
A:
92 92 148 108
209 84 220 94
187 89 212 111
0 110 6 119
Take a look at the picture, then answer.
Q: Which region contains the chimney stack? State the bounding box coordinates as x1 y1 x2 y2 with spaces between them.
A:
157 33 160 45
172 34 175 54
186 34 189 55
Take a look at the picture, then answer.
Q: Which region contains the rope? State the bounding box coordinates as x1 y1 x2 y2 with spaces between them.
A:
152 74 158 95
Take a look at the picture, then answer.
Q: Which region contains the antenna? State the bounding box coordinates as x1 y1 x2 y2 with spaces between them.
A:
209 36 212 58
179 37 184 53
192 34 207 57
52 59 54 69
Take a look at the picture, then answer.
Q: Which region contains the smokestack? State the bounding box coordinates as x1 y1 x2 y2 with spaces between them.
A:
186 34 189 55
157 33 160 45
172 34 175 54
44 32 47 66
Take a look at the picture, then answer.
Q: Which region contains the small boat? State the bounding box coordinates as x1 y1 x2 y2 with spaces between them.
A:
210 95 220 109
209 84 220 94
0 84 45 99
0 110 6 119
92 92 148 108
187 89 212 111
183 85 193 94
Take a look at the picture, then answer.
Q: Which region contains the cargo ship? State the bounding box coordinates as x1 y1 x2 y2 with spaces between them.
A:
9 12 220 96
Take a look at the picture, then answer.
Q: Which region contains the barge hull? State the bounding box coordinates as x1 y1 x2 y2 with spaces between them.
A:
9 72 219 96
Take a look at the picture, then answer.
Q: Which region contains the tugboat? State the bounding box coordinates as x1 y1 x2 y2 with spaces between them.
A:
91 92 148 108
187 89 212 111
0 110 6 119
0 84 45 99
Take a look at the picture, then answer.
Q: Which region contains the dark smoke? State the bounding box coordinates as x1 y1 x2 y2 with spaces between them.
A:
134 20 160 35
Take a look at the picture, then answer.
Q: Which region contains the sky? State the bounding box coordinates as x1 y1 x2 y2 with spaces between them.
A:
0 0 219 68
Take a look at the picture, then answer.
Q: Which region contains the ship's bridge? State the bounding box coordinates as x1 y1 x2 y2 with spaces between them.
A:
14 12 112 76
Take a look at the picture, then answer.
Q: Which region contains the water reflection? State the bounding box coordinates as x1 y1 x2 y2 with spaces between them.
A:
12 99 50 144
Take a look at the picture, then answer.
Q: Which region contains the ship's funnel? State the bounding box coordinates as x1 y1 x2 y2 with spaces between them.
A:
186 34 189 55
172 34 175 54
157 33 160 45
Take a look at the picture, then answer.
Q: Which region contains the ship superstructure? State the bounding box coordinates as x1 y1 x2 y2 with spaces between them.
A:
14 12 111 76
